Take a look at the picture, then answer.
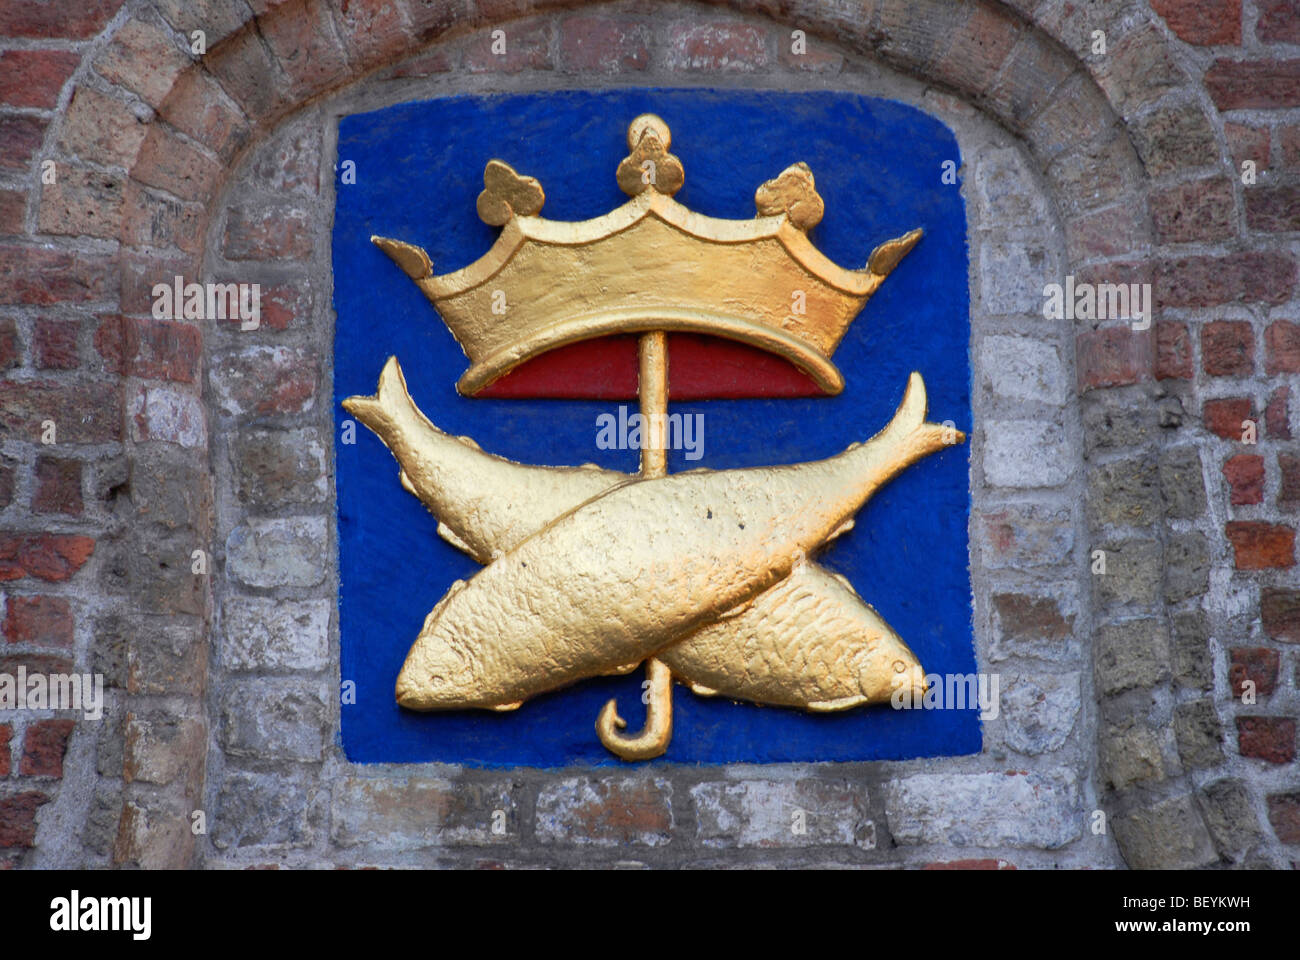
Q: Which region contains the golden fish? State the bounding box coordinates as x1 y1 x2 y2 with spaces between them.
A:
658 563 927 710
341 358 617 565
346 360 954 711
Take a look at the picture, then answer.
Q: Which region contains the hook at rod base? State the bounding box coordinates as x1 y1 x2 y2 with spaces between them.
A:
597 657 673 760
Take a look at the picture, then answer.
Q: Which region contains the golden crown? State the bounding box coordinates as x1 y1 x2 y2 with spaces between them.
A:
372 114 921 396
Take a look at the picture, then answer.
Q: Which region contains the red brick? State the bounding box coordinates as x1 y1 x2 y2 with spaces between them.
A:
1247 185 1300 232
561 17 651 73
1066 204 1147 259
1266 320 1300 373
465 19 553 73
1203 397 1254 440
1268 386 1291 439
222 204 313 261
1268 792 1300 843
129 127 223 203
119 250 199 315
94 19 192 109
934 4 1019 94
1263 587 1300 641
1132 103 1218 176
203 20 287 122
1223 454 1264 505
1201 321 1255 376
1258 0 1300 43
1076 327 1151 390
0 0 120 39
1150 0 1241 45
333 0 414 70
1155 322 1193 379
0 190 24 235
1283 125 1300 167
0 725 9 776
1237 716 1296 763
212 346 317 415
1225 122 1270 171
120 182 204 254
1156 253 1297 308
1093 23 1185 114
0 535 96 583
0 792 49 848
0 51 80 109
1230 647 1280 697
1225 521 1295 569
1280 453 1300 504
0 379 122 443
1206 59 1300 109
259 282 311 331
129 385 204 447
258 0 351 98
58 86 147 169
0 245 116 306
249 124 320 195
94 315 200 384
19 719 74 778
33 319 78 370
36 166 126 240
666 22 769 72
1150 178 1236 244
32 457 82 516
0 115 48 172
2 596 73 647
0 319 17 370
157 70 249 163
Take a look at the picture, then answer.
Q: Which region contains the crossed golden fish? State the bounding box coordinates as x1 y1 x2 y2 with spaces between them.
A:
343 358 961 759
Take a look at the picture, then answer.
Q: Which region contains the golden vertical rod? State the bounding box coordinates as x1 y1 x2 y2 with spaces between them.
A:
638 330 668 478
596 330 674 759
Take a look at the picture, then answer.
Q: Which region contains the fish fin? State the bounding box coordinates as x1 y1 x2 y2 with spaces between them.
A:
489 700 523 712
602 661 642 676
828 518 854 541
455 434 481 451
436 522 479 559
806 694 867 713
399 469 416 496
578 462 604 471
717 598 752 621
685 680 718 697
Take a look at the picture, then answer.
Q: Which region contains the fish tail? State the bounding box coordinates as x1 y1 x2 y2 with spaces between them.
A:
342 355 417 442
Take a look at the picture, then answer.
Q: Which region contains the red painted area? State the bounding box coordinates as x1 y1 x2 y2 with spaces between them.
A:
476 333 825 399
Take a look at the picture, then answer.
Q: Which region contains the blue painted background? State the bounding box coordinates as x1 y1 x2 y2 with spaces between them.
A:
333 90 975 765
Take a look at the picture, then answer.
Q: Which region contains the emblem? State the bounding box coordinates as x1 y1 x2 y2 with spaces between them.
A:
341 110 966 761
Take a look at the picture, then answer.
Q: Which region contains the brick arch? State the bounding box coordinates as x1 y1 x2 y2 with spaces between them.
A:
15 0 1237 867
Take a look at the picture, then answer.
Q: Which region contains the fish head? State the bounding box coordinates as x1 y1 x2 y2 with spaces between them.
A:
854 607 927 704
394 627 480 710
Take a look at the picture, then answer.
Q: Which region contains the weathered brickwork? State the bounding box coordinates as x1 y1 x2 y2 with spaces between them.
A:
0 0 1295 869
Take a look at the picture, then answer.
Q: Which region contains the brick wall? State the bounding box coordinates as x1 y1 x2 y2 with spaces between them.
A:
0 0 1296 869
